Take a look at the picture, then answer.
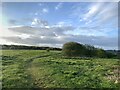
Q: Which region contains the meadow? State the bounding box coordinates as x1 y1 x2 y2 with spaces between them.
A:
1 50 119 88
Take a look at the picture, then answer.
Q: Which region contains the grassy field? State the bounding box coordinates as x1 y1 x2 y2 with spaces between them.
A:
1 50 119 88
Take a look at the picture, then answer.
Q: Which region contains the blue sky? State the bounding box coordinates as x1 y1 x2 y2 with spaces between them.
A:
1 2 118 50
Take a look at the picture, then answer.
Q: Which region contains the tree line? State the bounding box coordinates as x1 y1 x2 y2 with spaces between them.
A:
0 45 62 51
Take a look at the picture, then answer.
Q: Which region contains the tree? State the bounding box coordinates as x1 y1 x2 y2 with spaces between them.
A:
46 48 50 52
105 52 117 58
84 44 97 57
96 49 106 58
62 42 85 57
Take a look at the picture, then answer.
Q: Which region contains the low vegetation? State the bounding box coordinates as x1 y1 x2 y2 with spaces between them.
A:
1 50 119 88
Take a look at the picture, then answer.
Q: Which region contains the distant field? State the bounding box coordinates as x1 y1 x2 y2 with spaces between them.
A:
1 50 119 88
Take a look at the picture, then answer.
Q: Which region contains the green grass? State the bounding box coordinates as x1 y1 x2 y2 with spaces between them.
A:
1 50 119 88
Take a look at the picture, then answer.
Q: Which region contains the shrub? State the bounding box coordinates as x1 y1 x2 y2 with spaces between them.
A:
46 48 50 52
62 42 85 57
96 49 106 58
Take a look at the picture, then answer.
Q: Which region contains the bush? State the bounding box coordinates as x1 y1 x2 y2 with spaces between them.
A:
46 48 50 52
84 44 97 57
96 49 106 58
62 42 85 57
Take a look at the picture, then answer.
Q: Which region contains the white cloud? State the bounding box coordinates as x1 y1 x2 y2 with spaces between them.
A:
97 3 118 24
42 8 49 13
8 24 74 37
57 21 68 27
17 34 31 39
56 20 72 27
65 25 117 37
55 3 63 10
31 18 48 27
72 2 117 26
34 12 38 15
84 3 104 21
83 2 117 25
38 3 43 6
69 2 118 40
31 8 48 17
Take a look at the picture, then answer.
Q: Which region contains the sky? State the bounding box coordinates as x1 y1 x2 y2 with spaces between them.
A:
0 2 118 50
